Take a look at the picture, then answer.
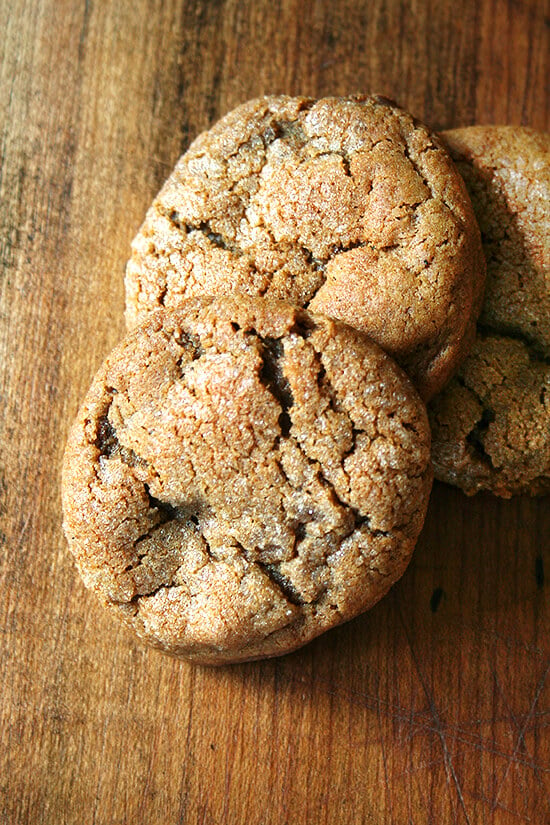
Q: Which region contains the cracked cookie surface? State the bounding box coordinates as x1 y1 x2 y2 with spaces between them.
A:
125 95 485 400
429 127 550 497
62 295 433 664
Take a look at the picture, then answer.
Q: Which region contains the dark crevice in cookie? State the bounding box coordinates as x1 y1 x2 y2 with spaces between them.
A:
300 244 326 273
316 362 346 414
341 426 359 466
260 122 282 146
173 330 204 361
340 152 352 178
465 407 496 468
187 220 237 255
204 228 230 249
258 562 305 605
162 206 242 258
368 527 391 538
289 315 316 339
265 107 314 144
401 420 422 435
296 98 317 114
402 142 434 203
200 534 215 561
157 282 168 308
291 436 367 533
259 337 294 437
294 351 375 533
331 239 369 257
351 510 384 533
143 483 202 529
96 411 149 470
453 374 497 472
477 323 550 364
96 414 119 457
260 117 307 148
293 522 307 543
158 205 186 232
126 581 171 606
144 485 181 522
227 108 308 160
279 412 292 440
133 525 171 561
309 149 354 179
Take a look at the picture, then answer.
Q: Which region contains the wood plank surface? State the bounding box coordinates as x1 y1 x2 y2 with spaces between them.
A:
0 1 548 822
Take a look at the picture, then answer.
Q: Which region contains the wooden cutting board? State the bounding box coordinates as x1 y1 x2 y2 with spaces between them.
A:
1 1 548 822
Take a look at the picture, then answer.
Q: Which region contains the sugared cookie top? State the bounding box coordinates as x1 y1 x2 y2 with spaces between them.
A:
430 127 550 497
63 295 432 664
125 95 485 400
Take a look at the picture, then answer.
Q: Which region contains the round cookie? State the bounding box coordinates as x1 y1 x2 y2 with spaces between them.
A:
125 95 485 400
429 127 550 497
63 295 433 664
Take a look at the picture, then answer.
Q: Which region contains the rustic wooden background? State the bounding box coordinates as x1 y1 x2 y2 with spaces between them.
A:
1 1 548 822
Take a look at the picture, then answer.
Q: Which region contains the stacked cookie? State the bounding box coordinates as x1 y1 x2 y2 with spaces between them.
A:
429 127 550 497
62 96 549 664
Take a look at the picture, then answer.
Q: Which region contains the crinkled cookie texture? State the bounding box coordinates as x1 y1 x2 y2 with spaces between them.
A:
63 295 433 664
430 127 550 497
125 95 485 400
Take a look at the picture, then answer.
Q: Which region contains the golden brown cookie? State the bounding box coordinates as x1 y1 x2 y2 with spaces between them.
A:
63 295 433 664
429 127 550 497
125 95 485 400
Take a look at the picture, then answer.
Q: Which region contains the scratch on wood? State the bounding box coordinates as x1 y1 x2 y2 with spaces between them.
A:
177 665 197 825
398 607 473 825
492 663 550 812
491 666 550 806
375 684 395 825
78 0 92 62
274 669 549 775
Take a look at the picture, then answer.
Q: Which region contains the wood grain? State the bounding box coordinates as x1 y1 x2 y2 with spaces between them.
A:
1 1 548 822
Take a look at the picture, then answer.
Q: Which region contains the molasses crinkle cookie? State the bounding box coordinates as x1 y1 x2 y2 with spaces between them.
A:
429 127 550 497
125 95 485 400
63 295 433 664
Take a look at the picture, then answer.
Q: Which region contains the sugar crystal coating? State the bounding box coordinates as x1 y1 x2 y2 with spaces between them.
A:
125 95 485 400
63 295 433 663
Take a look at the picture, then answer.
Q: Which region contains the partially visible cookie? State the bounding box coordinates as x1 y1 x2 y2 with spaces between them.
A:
430 333 550 497
125 95 485 400
63 295 433 664
429 127 550 497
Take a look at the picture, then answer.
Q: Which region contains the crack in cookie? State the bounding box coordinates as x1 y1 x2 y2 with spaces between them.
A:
63 295 433 664
125 94 485 400
429 127 550 497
